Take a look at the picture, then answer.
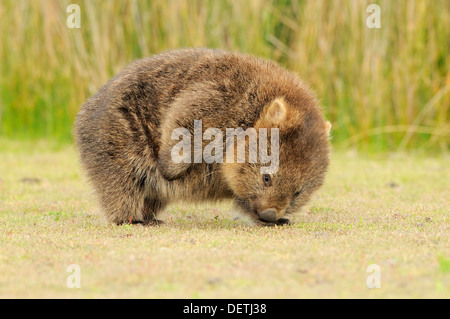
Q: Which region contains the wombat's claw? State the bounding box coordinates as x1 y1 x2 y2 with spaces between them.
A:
275 218 291 226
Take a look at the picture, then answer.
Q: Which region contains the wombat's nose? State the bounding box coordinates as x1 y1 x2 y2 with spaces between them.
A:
258 209 277 222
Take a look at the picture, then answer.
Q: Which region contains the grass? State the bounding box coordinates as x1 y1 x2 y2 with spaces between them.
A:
0 0 449 150
0 142 448 298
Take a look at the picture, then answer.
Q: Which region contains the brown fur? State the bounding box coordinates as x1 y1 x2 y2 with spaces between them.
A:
74 48 330 226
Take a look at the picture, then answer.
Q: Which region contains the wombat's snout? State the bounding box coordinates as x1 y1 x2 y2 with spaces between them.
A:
258 209 278 222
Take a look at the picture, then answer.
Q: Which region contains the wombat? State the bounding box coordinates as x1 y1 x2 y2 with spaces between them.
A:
74 48 331 226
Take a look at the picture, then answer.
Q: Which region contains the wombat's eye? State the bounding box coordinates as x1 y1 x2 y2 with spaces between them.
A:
293 190 302 198
262 174 272 186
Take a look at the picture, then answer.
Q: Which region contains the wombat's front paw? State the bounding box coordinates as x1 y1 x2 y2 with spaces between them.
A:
256 217 291 227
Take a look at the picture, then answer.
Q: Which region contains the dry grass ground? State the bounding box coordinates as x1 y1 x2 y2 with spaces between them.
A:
0 141 448 298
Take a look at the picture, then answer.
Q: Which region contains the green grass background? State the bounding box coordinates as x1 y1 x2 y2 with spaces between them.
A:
0 0 448 151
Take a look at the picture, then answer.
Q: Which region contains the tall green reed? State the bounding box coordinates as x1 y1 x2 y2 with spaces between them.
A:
0 0 448 151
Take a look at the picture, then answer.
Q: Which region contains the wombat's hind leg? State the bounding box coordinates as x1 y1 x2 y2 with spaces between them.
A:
139 197 167 226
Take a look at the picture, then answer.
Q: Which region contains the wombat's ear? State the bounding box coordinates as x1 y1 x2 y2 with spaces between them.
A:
325 121 332 136
256 98 287 127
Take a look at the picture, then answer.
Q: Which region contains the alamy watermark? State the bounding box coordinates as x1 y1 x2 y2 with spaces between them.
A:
66 4 81 29
170 120 280 175
366 264 381 288
366 4 381 29
66 264 81 288
66 4 380 30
